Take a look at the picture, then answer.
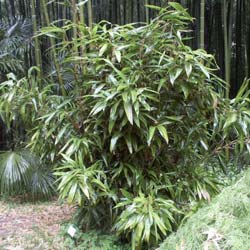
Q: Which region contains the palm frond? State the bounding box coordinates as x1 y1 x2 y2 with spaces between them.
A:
0 150 55 200
0 18 32 74
29 167 55 200
0 151 30 194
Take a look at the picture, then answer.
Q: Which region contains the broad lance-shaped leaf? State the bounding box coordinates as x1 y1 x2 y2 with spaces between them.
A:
157 125 169 144
181 84 189 99
124 101 133 125
109 119 116 134
115 50 121 63
80 184 90 199
198 63 210 79
145 5 162 11
90 101 107 116
169 2 186 12
125 135 133 154
99 43 108 56
67 182 77 203
223 112 237 129
170 68 182 85
185 62 192 78
110 133 121 152
147 126 156 146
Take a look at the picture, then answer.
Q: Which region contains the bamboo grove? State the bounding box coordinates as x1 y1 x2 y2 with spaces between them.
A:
0 0 249 97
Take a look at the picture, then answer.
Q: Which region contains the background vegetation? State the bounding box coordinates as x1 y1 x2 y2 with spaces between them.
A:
0 0 249 96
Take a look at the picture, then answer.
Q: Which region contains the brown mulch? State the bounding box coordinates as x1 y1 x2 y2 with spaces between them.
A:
0 198 75 250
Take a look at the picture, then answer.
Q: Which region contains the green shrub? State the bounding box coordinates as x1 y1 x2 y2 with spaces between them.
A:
0 70 55 200
39 3 226 249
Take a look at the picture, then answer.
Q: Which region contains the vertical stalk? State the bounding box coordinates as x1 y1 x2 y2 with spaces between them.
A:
79 1 86 75
72 0 80 81
41 0 65 95
9 0 16 22
145 0 149 24
223 0 231 98
63 0 67 22
200 0 205 49
87 0 93 28
72 0 78 39
79 3 85 25
31 0 42 78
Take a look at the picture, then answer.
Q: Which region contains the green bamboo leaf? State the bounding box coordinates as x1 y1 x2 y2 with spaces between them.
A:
147 126 156 146
157 125 169 144
124 101 133 125
115 50 122 63
200 140 208 151
108 119 116 134
170 68 182 85
90 102 106 116
110 133 121 152
145 5 162 11
99 44 108 57
223 112 237 129
181 84 189 99
81 184 90 199
67 182 77 203
185 62 192 78
169 2 186 12
198 63 210 79
125 134 133 154
55 124 70 145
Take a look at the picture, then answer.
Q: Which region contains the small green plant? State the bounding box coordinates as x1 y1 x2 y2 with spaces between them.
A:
61 226 129 250
0 69 55 200
114 192 177 250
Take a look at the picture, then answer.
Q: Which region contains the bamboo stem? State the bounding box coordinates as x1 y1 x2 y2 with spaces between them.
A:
200 0 205 49
31 0 42 79
87 0 93 28
145 0 149 24
223 0 230 98
41 0 65 95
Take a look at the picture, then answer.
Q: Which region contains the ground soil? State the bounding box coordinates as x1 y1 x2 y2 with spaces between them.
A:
0 198 75 250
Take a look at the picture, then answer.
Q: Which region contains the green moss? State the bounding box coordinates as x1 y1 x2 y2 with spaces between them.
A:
158 171 250 250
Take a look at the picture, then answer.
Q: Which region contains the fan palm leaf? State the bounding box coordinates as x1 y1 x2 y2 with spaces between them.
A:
0 18 32 76
0 150 55 199
0 151 30 194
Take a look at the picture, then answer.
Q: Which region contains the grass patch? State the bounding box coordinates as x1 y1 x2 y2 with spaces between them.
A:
158 170 250 250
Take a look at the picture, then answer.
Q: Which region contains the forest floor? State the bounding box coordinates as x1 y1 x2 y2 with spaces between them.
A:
0 198 75 250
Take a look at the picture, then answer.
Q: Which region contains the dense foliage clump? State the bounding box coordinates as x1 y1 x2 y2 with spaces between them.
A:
158 170 250 250
1 3 250 249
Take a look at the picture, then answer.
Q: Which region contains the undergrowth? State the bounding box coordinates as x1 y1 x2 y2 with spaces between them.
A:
61 225 129 250
158 170 250 250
